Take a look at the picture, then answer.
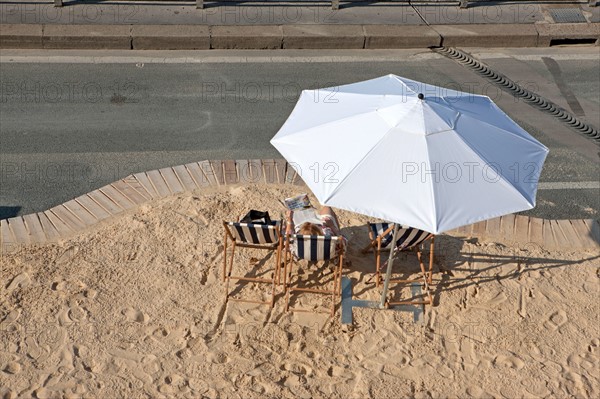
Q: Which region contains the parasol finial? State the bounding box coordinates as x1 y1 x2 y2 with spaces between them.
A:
418 93 424 100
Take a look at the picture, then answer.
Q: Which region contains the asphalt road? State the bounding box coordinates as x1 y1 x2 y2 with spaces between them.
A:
0 48 598 220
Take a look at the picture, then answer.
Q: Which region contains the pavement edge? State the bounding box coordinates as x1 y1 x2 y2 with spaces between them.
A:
1 23 599 49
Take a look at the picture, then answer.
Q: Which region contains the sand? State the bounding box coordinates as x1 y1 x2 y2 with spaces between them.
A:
1 184 599 399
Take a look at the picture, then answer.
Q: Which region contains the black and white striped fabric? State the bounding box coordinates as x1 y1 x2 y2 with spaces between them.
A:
369 223 430 250
291 235 340 262
228 221 280 244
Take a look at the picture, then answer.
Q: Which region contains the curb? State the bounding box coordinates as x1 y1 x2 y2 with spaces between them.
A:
1 159 599 254
1 23 599 49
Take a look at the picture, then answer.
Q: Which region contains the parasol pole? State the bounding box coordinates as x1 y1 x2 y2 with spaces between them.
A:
379 223 400 308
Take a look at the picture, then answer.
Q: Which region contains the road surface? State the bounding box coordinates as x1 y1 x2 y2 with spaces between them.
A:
0 48 598 220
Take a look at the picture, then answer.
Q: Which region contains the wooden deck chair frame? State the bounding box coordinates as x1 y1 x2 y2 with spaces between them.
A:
361 223 435 306
284 234 344 316
222 220 283 308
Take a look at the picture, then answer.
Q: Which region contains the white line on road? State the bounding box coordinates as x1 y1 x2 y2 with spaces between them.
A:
538 181 600 190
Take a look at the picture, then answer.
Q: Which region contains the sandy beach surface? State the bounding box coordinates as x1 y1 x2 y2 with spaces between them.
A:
1 184 599 399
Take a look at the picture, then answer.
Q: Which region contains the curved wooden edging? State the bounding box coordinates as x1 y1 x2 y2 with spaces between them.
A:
1 159 598 253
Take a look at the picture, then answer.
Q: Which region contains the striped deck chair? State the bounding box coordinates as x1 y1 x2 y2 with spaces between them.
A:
222 220 283 308
361 223 435 306
284 234 345 316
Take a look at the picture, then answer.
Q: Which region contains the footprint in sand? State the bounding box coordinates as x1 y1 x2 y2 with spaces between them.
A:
57 347 75 373
55 304 87 327
248 380 269 395
282 362 313 376
486 291 508 308
68 306 87 323
32 387 51 399
582 279 598 295
188 378 209 394
2 361 22 374
207 351 228 364
561 369 586 397
499 384 521 399
494 354 525 370
466 385 495 398
55 308 71 327
6 272 30 292
122 307 149 324
141 355 160 375
0 308 21 332
562 339 600 391
544 310 567 332
2 308 21 324
283 374 311 398
521 378 551 397
23 325 66 364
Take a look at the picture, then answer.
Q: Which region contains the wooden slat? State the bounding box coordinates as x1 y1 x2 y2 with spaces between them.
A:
285 162 296 184
133 172 159 199
186 162 211 187
172 165 199 191
549 220 571 250
571 219 600 249
486 217 502 242
292 168 306 186
198 161 218 186
274 159 287 184
223 160 238 185
122 175 153 200
455 223 472 237
567 219 586 249
542 219 557 250
248 159 263 183
262 159 277 184
7 217 30 244
49 205 87 232
146 170 171 198
62 199 98 226
112 180 149 205
37 212 61 241
159 168 185 194
75 194 111 220
528 217 544 246
1 219 16 248
44 210 75 237
202 160 217 185
22 213 46 243
209 160 225 185
87 190 123 216
472 220 487 241
579 219 593 234
99 185 136 210
514 215 530 246
235 159 249 184
582 219 600 247
556 219 581 249
499 213 516 244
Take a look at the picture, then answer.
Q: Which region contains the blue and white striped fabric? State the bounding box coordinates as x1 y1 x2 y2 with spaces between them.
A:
228 221 280 244
369 223 430 250
291 235 340 262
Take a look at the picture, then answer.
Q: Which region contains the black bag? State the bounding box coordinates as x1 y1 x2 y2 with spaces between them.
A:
240 210 272 225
